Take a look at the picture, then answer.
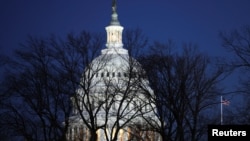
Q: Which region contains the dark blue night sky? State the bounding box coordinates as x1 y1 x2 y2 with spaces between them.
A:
1 0 250 56
1 0 250 101
1 0 250 123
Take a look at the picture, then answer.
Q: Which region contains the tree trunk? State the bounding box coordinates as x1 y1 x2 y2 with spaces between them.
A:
89 131 98 141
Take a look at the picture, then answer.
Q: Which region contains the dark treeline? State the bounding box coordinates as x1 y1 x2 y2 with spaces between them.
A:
0 26 250 141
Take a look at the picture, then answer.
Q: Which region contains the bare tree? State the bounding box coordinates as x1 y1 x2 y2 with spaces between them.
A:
0 36 74 141
219 25 250 124
67 28 159 141
0 31 104 141
139 41 227 141
220 25 250 69
123 28 148 58
52 31 105 141
102 28 159 141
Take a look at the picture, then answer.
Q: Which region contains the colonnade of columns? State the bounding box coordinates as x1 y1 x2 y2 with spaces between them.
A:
66 125 161 141
66 125 89 141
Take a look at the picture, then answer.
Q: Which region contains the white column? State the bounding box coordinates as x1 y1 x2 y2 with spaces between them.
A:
71 127 74 141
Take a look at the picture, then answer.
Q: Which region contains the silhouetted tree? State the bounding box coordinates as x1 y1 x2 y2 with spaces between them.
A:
139 41 227 141
68 28 158 141
54 31 105 141
0 31 104 141
0 36 73 141
220 25 250 124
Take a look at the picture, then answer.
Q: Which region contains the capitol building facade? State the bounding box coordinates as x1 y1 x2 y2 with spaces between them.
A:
66 1 161 141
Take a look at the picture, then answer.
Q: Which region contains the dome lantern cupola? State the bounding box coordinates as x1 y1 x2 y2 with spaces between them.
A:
102 0 128 55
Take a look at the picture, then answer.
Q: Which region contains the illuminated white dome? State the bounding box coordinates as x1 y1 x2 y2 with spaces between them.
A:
66 1 161 140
